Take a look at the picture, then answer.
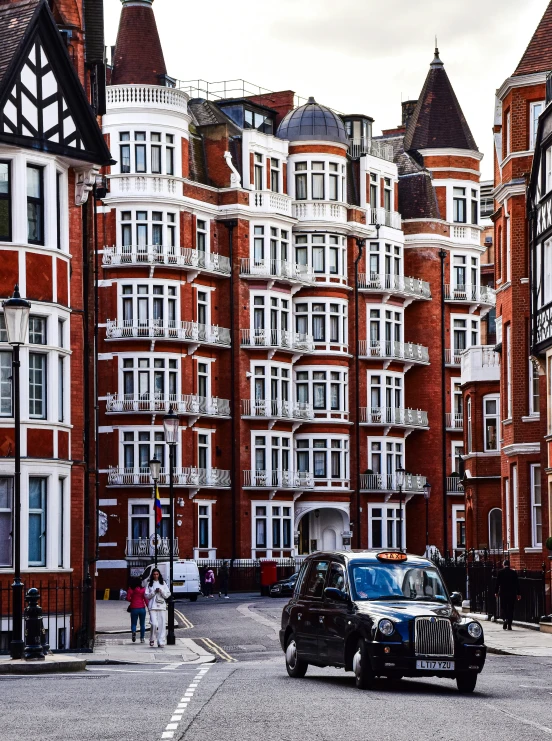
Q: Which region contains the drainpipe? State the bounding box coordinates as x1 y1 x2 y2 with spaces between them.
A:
81 201 92 648
93 186 100 567
354 235 367 549
439 249 448 558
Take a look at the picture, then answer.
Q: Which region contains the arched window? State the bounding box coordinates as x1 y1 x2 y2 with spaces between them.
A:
489 508 502 551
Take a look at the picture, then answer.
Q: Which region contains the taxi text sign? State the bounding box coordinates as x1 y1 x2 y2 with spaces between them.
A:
376 551 408 562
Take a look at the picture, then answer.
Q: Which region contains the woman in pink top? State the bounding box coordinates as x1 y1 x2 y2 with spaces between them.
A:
126 577 148 643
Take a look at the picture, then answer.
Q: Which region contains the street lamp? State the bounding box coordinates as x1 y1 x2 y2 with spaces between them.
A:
423 481 432 558
3 285 31 660
149 457 161 566
163 406 179 646
396 466 406 552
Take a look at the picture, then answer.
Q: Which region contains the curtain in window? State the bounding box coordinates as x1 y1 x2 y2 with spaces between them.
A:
312 247 325 272
295 174 307 200
313 315 325 341
28 478 46 566
313 384 325 409
256 518 267 548
312 174 324 200
314 451 326 477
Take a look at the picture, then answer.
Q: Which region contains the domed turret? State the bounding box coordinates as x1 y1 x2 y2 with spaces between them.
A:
277 97 347 145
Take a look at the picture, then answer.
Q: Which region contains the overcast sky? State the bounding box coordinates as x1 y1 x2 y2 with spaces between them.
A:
105 0 551 179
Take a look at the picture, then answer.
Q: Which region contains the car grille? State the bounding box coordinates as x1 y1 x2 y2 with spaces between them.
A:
414 617 454 657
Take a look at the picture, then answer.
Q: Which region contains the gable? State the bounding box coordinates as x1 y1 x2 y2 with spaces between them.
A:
2 38 83 150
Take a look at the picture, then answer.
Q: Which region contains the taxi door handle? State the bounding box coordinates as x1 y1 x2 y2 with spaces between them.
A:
297 613 302 621
319 616 324 624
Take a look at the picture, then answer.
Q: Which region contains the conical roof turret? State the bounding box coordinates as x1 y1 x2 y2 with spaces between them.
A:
111 0 168 86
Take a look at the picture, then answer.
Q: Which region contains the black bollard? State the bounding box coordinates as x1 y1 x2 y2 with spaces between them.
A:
23 588 46 660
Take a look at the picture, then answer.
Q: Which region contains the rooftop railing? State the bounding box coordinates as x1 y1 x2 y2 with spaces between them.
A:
348 138 394 162
107 84 189 110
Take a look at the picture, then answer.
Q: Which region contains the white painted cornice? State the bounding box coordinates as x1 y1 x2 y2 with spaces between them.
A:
418 148 484 161
501 442 541 456
496 72 547 102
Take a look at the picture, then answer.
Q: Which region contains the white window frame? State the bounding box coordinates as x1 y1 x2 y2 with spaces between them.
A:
467 397 472 452
294 297 348 353
197 501 213 550
119 280 179 329
505 477 511 548
251 501 294 556
529 358 540 416
505 111 511 155
367 304 404 355
294 365 348 420
119 208 178 253
488 507 503 551
506 323 512 419
530 464 542 548
295 433 349 488
512 465 518 549
368 503 405 550
195 428 213 472
451 442 464 476
529 101 544 150
120 354 179 404
290 157 346 202
294 233 347 283
452 504 466 550
483 394 500 452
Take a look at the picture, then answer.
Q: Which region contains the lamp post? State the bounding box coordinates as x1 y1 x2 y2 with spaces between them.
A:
3 285 31 660
163 406 179 646
396 466 406 552
423 481 432 558
149 457 161 566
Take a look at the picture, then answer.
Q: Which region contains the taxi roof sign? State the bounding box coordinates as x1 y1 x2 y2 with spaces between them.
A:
376 551 408 562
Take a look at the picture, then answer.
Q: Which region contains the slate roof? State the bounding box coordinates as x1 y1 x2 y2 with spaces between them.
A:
514 0 552 76
0 0 41 86
111 0 167 86
398 172 441 220
277 97 348 144
403 50 478 153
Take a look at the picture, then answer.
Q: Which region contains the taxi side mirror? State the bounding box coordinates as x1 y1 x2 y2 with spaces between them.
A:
450 592 462 607
324 587 348 602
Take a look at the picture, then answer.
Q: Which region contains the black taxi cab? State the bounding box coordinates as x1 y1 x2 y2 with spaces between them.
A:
280 550 486 693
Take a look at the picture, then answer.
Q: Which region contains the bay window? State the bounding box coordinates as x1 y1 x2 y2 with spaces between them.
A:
120 132 131 173
295 162 307 200
166 134 175 175
294 233 346 280
312 162 325 199
122 356 178 400
119 210 177 253
293 159 346 201
118 130 177 175
471 189 478 224
384 178 392 211
530 102 544 150
295 367 348 418
368 504 404 550
27 164 44 245
135 131 147 173
294 300 347 350
254 153 264 191
369 173 378 208
151 132 162 173
120 283 178 329
453 187 466 223
0 161 11 241
29 353 46 418
295 436 349 485
122 430 166 470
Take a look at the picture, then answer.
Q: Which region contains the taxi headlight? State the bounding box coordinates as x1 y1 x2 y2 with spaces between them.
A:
378 619 394 637
467 622 483 639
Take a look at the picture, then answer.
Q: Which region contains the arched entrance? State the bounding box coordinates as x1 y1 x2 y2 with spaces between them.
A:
295 503 350 555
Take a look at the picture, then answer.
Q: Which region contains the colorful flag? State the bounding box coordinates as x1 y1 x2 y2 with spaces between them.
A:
154 484 162 528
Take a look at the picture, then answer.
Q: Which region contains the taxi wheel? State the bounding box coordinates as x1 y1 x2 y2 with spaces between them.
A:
189 595 198 602
285 636 308 678
456 673 477 694
353 639 376 690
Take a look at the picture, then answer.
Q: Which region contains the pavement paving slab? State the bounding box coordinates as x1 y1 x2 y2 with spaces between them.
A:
470 615 552 657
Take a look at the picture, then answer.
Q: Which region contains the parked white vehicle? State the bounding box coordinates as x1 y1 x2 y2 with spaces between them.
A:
141 561 201 601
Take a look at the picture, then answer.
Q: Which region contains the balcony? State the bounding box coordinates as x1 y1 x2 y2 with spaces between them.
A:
108 174 182 198
447 476 464 493
103 246 230 276
359 340 429 366
460 345 501 384
106 393 230 417
360 407 429 430
106 320 231 347
360 473 427 494
125 538 179 559
243 470 314 489
358 273 431 301
108 467 231 488
450 225 481 245
444 284 496 307
241 399 314 421
240 258 314 285
249 190 293 216
240 328 314 354
348 138 394 162
445 349 462 366
446 413 464 430
107 84 189 112
369 207 402 231
292 201 347 224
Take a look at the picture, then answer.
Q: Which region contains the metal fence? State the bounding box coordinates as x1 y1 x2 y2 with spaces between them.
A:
0 580 84 654
196 559 300 593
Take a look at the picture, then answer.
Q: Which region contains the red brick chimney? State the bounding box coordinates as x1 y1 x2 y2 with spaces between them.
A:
111 0 167 86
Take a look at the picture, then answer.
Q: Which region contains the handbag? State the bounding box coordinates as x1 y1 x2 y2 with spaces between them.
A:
155 591 166 606
127 605 132 613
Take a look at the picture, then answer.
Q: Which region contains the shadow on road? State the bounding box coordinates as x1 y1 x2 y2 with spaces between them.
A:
300 673 491 697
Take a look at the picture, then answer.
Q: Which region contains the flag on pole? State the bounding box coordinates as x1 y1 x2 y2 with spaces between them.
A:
154 484 162 527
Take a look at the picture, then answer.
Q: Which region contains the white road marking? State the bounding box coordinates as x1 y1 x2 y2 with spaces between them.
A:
483 703 552 735
160 665 211 739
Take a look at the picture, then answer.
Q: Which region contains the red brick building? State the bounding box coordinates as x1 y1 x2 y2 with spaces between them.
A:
0 0 110 648
95 1 493 591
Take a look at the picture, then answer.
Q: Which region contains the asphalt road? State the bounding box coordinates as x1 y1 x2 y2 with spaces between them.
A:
2 596 552 741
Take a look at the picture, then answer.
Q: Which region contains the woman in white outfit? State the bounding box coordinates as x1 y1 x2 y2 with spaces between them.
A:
145 568 171 647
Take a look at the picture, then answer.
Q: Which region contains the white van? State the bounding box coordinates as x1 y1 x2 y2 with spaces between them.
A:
141 561 201 601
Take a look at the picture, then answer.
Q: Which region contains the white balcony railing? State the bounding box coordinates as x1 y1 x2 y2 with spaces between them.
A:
103 246 230 275
447 476 464 493
243 470 314 488
106 320 231 346
360 407 429 428
108 467 231 487
109 174 181 197
125 538 179 558
460 345 501 384
240 328 314 353
445 349 463 366
369 207 402 230
240 258 314 284
249 190 293 215
451 225 481 243
348 138 394 162
241 399 314 420
358 273 431 300
292 201 348 223
358 340 429 364
360 473 427 492
106 393 230 416
446 413 464 429
107 84 189 111
444 284 496 306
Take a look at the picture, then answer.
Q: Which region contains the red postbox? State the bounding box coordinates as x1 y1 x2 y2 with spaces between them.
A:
260 561 278 595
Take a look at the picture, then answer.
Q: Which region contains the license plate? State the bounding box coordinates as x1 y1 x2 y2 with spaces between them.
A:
416 660 455 671
173 581 184 586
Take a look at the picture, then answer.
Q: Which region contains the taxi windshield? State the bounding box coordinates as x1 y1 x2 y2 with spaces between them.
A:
350 563 448 602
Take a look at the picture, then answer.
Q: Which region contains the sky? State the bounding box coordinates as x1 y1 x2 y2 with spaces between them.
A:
104 0 552 180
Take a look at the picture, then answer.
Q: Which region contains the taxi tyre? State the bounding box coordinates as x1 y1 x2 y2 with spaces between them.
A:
285 634 308 678
456 672 478 694
189 595 198 602
353 638 376 690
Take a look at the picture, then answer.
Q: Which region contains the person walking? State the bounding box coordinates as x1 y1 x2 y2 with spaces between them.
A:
204 568 215 599
126 576 148 643
145 568 171 647
218 562 230 599
495 559 521 630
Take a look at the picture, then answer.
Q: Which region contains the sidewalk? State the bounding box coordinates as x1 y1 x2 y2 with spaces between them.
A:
470 615 552 657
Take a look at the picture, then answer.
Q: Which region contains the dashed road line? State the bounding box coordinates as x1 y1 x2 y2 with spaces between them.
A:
483 703 552 735
197 637 237 663
161 666 211 739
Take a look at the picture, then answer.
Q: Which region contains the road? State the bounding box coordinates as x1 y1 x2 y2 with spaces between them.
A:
2 595 552 741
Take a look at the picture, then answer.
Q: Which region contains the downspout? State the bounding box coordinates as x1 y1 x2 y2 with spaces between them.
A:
93 186 100 566
439 249 448 557
354 236 366 549
81 200 92 648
